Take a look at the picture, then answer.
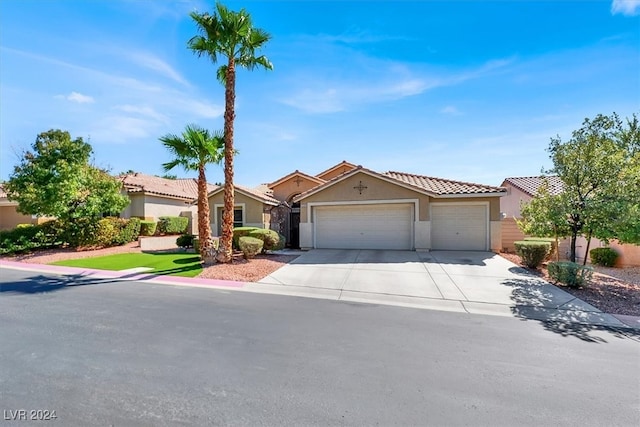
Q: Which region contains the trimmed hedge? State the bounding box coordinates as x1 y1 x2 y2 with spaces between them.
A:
233 226 259 249
118 217 141 244
239 236 263 259
157 216 188 235
139 220 157 236
590 247 619 267
248 229 283 252
548 261 593 288
514 240 550 269
0 220 65 255
524 237 557 260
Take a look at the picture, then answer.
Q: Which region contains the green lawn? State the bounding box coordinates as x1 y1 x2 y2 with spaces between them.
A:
51 252 203 278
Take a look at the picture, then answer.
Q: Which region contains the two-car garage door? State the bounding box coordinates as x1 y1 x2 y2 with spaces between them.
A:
312 203 488 251
314 204 413 250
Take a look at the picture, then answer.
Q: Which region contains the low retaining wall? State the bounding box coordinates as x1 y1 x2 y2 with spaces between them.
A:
139 235 179 251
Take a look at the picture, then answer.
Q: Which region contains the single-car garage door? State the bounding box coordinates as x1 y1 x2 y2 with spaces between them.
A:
431 204 488 251
314 204 413 250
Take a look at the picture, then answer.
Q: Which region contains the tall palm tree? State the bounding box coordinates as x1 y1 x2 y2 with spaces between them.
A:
188 2 273 263
160 124 224 265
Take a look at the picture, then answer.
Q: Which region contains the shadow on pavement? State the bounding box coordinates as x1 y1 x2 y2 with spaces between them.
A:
0 273 122 295
502 277 640 342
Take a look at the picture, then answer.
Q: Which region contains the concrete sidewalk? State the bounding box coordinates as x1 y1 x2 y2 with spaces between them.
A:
1 252 639 331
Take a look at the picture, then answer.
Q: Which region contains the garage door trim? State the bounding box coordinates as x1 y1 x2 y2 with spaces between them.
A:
430 201 489 251
308 199 419 249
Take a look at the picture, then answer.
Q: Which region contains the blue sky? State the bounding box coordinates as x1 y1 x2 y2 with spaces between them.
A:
1 0 639 187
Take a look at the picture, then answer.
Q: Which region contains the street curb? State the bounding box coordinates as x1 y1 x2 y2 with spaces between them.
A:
2 259 639 332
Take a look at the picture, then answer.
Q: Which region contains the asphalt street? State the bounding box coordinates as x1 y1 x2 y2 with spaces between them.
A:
1 268 639 426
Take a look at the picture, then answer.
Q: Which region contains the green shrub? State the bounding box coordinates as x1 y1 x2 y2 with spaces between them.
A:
139 220 157 236
590 247 619 267
93 217 120 248
524 237 557 260
117 217 141 244
233 226 259 249
248 229 282 252
548 261 593 288
514 240 551 268
274 232 286 251
238 236 263 259
0 221 64 255
65 217 99 248
176 233 195 249
157 216 188 235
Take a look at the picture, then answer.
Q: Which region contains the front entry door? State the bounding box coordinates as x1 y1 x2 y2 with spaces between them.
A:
289 211 300 248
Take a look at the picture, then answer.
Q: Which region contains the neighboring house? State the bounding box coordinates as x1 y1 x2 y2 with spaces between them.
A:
119 173 201 234
0 184 39 230
294 166 506 251
501 176 640 266
207 184 280 236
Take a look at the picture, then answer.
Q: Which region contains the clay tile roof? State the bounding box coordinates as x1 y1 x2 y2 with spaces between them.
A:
120 173 199 200
207 183 280 205
384 171 506 195
502 176 564 196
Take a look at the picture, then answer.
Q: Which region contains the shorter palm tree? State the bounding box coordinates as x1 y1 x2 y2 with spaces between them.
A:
160 124 223 265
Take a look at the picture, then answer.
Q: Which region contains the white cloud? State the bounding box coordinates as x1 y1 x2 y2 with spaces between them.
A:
280 57 511 114
57 91 95 104
440 106 461 115
611 0 640 16
125 51 190 87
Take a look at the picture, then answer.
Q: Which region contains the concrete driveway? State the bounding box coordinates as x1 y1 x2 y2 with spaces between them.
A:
255 249 628 327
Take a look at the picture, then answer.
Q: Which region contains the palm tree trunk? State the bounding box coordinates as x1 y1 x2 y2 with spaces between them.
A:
217 58 236 263
198 164 215 265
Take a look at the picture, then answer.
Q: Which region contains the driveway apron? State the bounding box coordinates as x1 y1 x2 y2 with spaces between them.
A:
257 249 628 328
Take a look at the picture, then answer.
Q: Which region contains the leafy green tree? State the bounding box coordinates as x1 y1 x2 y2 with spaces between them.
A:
160 124 224 265
5 130 129 243
188 2 273 263
542 113 639 262
519 181 571 261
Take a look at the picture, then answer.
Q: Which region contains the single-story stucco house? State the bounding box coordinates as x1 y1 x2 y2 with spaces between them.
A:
500 176 640 267
119 173 202 234
0 184 40 230
293 166 506 251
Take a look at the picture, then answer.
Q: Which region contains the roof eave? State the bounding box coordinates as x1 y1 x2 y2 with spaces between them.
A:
433 191 506 199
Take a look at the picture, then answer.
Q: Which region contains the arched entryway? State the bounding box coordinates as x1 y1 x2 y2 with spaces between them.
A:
287 195 301 249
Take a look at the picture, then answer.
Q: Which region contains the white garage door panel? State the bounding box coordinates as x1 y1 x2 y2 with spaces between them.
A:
431 205 487 251
315 204 413 250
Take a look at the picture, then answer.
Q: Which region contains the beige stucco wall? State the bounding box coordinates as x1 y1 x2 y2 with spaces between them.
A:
121 193 195 221
610 241 640 267
208 191 269 235
0 205 36 230
121 193 146 219
143 195 195 220
300 173 429 221
270 176 322 202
